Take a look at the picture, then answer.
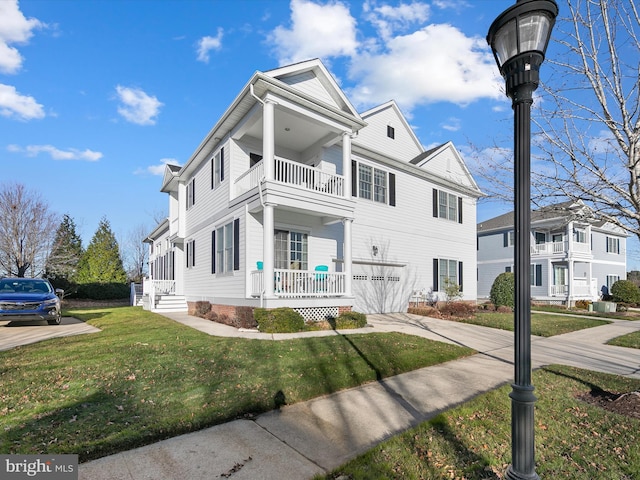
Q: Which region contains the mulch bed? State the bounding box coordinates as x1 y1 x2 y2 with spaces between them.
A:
577 390 640 419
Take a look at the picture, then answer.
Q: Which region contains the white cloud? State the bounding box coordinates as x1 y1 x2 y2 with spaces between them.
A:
269 0 357 65
134 158 181 176
348 23 502 112
196 28 224 63
0 83 44 120
115 85 163 125
8 144 102 161
442 117 461 132
0 0 44 74
363 1 430 40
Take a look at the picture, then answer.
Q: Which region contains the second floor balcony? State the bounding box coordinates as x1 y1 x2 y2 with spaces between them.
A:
531 240 591 257
235 157 345 199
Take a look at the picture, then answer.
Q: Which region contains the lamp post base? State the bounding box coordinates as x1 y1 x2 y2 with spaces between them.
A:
505 465 540 480
505 384 539 480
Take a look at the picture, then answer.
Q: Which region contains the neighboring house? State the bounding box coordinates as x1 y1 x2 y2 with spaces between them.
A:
477 200 628 305
144 59 483 319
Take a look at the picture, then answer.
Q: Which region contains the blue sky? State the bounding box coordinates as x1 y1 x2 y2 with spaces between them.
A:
2 0 637 268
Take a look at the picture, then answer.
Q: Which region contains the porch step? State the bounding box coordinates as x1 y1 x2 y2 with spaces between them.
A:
153 295 188 312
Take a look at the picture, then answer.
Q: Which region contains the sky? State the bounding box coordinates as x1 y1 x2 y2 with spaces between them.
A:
1 0 638 269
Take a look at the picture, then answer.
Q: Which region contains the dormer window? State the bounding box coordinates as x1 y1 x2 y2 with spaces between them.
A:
387 125 395 139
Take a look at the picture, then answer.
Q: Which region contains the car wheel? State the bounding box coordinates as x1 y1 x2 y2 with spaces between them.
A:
47 313 62 325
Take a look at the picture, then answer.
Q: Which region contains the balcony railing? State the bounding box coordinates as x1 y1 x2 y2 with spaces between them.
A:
235 157 344 198
251 268 346 298
531 241 591 255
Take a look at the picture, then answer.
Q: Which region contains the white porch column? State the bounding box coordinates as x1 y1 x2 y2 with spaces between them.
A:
342 132 352 198
263 203 275 298
263 100 276 181
343 218 353 296
567 259 574 305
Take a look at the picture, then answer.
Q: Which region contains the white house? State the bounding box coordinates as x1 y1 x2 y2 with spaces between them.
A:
144 59 483 319
477 200 628 305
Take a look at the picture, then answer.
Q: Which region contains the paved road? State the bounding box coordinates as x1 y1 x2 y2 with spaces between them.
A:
0 317 101 351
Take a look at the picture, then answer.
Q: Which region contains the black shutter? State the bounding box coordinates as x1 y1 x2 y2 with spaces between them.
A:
220 147 225 182
504 232 508 247
433 258 439 291
536 264 543 286
458 262 463 292
433 189 438 217
211 231 216 274
351 160 357 197
458 197 463 223
389 173 396 206
233 218 240 271
192 240 195 267
192 179 195 206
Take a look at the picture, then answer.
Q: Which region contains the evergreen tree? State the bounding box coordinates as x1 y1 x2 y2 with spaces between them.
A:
77 217 127 284
46 214 84 290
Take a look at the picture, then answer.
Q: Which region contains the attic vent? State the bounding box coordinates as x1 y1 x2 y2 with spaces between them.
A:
387 125 395 139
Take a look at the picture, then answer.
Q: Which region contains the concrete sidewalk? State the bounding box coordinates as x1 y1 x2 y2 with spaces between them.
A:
78 312 640 480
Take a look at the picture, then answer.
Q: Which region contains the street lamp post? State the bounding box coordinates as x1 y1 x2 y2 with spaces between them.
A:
487 1 558 479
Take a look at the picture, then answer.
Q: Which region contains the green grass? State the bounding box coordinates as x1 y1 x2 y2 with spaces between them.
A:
320 365 640 480
608 331 640 349
533 304 640 321
0 306 474 462
461 312 609 337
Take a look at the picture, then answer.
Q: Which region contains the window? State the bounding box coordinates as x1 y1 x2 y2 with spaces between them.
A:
387 125 395 139
534 232 546 244
274 230 308 270
606 236 620 254
211 147 225 189
250 153 262 168
186 239 195 268
433 258 463 292
212 219 240 274
606 275 620 289
574 228 587 243
433 188 462 223
351 160 396 206
530 263 543 286
186 178 195 209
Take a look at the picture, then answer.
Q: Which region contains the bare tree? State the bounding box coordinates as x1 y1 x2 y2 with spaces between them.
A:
0 183 59 277
472 0 640 241
122 223 150 282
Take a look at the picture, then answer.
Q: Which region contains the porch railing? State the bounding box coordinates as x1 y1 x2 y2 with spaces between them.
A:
234 157 344 198
251 269 345 297
531 241 591 255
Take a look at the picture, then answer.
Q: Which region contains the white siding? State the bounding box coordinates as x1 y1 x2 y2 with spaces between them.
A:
357 104 422 162
279 71 340 109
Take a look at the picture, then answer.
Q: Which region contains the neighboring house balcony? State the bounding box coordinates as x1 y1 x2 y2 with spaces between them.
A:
548 279 597 298
250 268 346 298
233 157 353 219
531 240 592 259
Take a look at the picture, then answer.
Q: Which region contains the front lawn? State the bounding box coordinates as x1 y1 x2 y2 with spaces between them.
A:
608 331 640 349
321 365 640 480
0 306 474 462
462 311 609 337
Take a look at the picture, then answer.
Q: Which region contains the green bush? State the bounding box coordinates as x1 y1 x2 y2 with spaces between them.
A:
490 272 515 308
331 311 367 329
254 307 305 333
610 280 640 304
75 282 129 300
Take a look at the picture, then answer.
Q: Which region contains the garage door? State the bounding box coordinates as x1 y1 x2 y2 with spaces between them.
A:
352 263 407 314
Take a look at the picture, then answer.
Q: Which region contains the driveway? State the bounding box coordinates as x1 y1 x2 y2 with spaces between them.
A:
0 317 101 351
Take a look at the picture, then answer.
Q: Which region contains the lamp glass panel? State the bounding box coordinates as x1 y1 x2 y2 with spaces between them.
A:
493 18 518 67
519 12 552 53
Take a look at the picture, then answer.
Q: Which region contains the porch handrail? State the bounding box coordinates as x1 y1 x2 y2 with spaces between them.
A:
235 161 265 196
250 269 345 297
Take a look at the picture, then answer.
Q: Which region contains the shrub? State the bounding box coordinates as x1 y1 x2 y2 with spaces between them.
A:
496 305 513 313
204 310 218 322
254 307 305 333
490 272 515 308
331 311 367 329
610 280 640 305
194 301 211 317
439 301 476 318
75 282 129 300
575 299 591 310
234 306 257 329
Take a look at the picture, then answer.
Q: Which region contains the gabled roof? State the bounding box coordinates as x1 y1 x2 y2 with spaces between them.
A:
360 100 424 155
161 163 181 193
477 200 603 233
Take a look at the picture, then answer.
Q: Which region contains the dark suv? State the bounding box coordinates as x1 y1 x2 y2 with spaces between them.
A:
0 278 63 325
